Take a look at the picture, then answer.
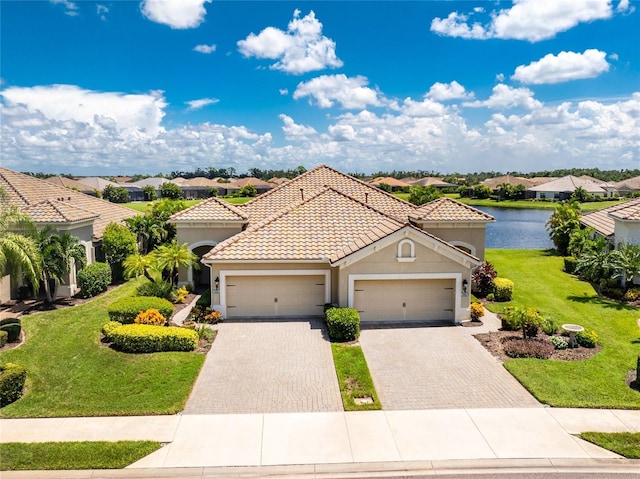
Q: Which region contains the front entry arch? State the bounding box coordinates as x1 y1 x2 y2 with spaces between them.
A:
188 241 217 287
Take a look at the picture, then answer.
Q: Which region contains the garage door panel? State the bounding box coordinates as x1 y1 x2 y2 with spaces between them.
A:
354 279 454 322
226 275 325 318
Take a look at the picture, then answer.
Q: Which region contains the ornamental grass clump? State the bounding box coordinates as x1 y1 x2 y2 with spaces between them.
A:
134 308 167 326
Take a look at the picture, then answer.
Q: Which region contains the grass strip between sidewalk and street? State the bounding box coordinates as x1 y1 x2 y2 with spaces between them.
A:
579 432 640 459
331 343 381 411
0 441 161 470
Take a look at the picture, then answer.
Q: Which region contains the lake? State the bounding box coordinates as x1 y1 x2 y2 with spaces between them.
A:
477 206 553 249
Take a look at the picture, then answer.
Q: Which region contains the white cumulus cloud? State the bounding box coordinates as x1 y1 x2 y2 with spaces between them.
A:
141 0 211 29
51 0 78 16
279 114 317 139
185 98 219 110
237 10 343 74
431 0 615 42
0 84 166 136
464 84 542 110
293 74 384 109
512 49 610 84
426 81 474 101
193 44 216 54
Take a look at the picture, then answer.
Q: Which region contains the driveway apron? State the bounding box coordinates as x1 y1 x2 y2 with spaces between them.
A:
184 319 343 414
359 321 542 410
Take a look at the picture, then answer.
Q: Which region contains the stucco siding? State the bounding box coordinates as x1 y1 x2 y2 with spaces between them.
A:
614 220 640 246
176 225 243 246
418 226 487 260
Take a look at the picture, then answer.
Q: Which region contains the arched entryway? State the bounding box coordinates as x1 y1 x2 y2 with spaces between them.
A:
188 241 217 288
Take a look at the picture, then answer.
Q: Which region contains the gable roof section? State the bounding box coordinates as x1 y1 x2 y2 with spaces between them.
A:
227 177 273 189
169 196 248 223
410 197 494 223
22 199 99 224
76 177 120 190
239 164 415 223
616 176 640 191
369 177 411 188
45 176 94 193
203 187 405 262
529 175 606 194
0 167 135 239
481 175 534 189
580 198 640 237
410 177 457 188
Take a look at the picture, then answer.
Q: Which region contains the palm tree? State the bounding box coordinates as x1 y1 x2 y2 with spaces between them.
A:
153 241 199 286
610 243 640 287
123 253 159 283
0 189 41 295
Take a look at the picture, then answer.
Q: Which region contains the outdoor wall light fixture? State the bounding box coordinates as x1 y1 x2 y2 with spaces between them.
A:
214 276 220 291
462 279 468 294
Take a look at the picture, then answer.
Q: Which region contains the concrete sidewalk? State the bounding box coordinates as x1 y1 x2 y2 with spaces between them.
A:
1 408 639 469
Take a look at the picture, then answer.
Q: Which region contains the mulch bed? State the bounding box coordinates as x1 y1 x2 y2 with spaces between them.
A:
474 330 601 362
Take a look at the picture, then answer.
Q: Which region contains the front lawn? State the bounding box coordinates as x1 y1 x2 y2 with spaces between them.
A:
331 343 381 411
485 249 640 409
579 432 640 459
122 199 201 212
0 278 205 417
0 441 161 470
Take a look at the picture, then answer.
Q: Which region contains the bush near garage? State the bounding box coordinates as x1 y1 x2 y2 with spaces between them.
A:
107 297 174 324
0 363 27 407
77 262 112 298
493 277 514 302
0 318 22 343
470 302 484 321
325 307 360 342
110 324 197 353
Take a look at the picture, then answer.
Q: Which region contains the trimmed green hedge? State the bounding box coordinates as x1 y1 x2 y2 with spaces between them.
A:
110 324 198 353
77 262 112 298
563 256 578 274
0 320 21 343
493 277 514 302
101 321 123 342
107 296 174 324
325 307 360 342
0 363 27 407
0 331 7 348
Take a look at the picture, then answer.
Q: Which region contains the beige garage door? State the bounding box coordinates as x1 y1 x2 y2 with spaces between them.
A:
354 279 455 322
226 275 326 318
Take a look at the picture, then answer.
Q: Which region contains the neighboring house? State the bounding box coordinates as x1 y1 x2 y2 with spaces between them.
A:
0 168 136 302
76 177 144 201
268 177 290 186
131 177 183 198
410 177 457 189
45 176 97 196
616 176 640 197
170 165 494 324
481 175 534 191
369 177 410 191
181 177 224 198
224 177 274 195
528 175 608 199
581 198 640 246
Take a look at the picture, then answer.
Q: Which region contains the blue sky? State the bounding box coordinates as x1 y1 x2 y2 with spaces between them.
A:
1 0 638 176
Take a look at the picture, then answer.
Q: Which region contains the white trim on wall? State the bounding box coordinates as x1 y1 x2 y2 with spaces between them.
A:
347 272 464 323
449 241 477 257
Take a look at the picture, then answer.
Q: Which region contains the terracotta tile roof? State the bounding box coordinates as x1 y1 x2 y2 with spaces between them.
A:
616 176 640 191
169 196 248 223
45 176 94 193
227 177 273 189
410 197 494 222
580 198 640 237
0 167 136 239
481 175 534 189
203 188 406 262
22 199 99 224
369 177 411 188
240 164 415 223
410 177 457 188
529 175 606 194
182 177 219 187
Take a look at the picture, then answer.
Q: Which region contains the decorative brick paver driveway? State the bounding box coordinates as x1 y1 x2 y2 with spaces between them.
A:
359 320 542 410
184 319 342 414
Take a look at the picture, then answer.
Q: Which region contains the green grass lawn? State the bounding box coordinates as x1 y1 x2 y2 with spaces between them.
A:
485 249 640 409
331 343 381 411
580 432 640 459
0 278 205 418
0 441 161 470
122 199 202 212
222 196 253 204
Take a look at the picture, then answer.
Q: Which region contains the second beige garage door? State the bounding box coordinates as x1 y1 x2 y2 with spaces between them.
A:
354 279 455 322
226 275 326 318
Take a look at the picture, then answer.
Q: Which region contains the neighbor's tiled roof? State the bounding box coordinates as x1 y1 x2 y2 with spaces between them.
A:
410 197 494 223
22 199 99 224
76 177 120 191
369 177 411 188
203 188 405 262
45 176 94 192
528 175 605 193
616 176 640 191
227 177 273 189
481 175 534 189
580 198 640 237
239 165 415 223
0 167 136 239
169 196 248 222
182 177 219 187
410 177 457 188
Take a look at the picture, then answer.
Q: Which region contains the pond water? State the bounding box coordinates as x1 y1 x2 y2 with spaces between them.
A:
477 206 553 249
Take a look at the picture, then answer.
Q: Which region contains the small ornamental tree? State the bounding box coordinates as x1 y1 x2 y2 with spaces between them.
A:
102 185 129 203
142 185 157 201
160 182 183 199
546 201 581 256
408 185 442 206
238 185 257 197
472 261 497 297
102 223 138 281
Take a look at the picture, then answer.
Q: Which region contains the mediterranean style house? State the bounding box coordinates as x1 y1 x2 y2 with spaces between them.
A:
170 165 494 324
581 197 640 247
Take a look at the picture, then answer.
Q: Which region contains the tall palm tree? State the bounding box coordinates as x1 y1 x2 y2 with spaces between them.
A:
0 188 41 295
153 241 199 286
123 252 159 282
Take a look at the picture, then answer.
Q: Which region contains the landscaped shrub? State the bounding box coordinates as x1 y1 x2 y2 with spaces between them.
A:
623 287 640 303
0 363 27 407
470 302 484 321
541 317 559 335
190 306 222 324
325 307 360 342
196 289 211 307
0 331 7 348
0 321 21 343
576 328 598 348
0 317 20 327
136 280 173 300
599 278 625 300
110 324 197 353
502 337 554 359
101 321 123 341
134 308 167 326
549 335 568 350
486 293 495 302
472 261 497 297
500 306 542 338
171 286 188 304
77 262 112 298
493 277 514 302
108 296 174 324
563 257 578 274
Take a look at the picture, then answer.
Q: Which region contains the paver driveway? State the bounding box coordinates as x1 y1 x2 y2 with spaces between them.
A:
359 319 542 410
184 319 343 414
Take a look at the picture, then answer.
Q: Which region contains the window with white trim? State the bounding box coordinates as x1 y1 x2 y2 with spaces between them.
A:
396 239 416 262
